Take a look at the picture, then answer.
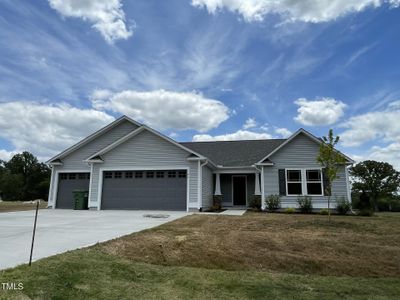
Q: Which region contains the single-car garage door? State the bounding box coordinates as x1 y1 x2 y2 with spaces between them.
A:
56 173 90 208
101 170 187 210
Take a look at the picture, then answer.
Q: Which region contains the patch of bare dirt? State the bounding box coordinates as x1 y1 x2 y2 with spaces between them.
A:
99 213 400 277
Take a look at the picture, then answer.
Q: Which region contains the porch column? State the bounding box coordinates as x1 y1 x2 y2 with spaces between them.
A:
214 173 222 195
254 172 261 195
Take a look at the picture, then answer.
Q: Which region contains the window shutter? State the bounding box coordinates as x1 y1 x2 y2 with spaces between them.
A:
322 168 331 196
278 169 286 196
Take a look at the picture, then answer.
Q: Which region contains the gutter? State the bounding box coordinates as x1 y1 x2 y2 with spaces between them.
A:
198 159 208 210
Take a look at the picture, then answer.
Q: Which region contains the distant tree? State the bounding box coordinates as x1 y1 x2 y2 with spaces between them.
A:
317 129 346 222
349 160 400 211
0 152 50 201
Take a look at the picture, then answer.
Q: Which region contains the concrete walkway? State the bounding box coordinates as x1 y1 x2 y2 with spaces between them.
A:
220 209 247 216
0 209 188 270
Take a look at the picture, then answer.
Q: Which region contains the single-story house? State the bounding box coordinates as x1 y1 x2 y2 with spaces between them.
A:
47 115 354 211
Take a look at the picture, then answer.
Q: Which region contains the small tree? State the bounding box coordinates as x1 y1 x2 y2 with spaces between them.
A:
317 129 346 222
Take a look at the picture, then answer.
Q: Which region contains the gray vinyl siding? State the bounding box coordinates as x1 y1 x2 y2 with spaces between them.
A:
88 130 198 208
263 133 349 209
201 165 213 209
60 120 138 170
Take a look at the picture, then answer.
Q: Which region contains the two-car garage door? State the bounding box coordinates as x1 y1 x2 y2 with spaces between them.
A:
101 170 187 211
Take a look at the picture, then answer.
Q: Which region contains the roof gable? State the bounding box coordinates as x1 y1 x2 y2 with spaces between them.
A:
86 125 209 163
47 115 141 164
257 128 354 164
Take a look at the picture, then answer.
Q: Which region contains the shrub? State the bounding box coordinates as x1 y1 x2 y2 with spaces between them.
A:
377 198 400 212
265 194 281 211
248 195 261 210
285 207 295 214
320 209 329 215
212 195 223 211
297 196 313 213
336 196 351 215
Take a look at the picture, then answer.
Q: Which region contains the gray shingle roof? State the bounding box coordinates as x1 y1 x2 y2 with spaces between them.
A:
180 139 286 167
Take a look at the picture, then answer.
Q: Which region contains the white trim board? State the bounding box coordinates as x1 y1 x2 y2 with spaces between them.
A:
96 166 190 212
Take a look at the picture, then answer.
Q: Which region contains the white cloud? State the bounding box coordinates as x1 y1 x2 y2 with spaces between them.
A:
192 0 400 23
91 89 230 132
243 117 258 129
275 127 292 138
0 149 16 161
368 143 400 170
294 97 347 126
0 102 114 160
193 130 273 141
48 0 133 43
351 143 400 171
340 102 400 147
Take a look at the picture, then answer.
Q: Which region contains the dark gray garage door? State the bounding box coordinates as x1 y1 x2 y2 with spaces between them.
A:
56 173 90 208
101 170 187 210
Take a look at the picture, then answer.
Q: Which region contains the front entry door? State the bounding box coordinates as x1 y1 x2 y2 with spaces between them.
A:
233 176 247 205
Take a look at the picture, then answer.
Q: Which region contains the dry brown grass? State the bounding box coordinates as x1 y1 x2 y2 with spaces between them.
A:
99 212 400 277
0 200 47 212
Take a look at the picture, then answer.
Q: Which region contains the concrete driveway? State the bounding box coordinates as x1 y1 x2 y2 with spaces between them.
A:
0 209 188 270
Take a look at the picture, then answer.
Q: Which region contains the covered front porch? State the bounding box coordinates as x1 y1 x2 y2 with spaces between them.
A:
213 170 261 207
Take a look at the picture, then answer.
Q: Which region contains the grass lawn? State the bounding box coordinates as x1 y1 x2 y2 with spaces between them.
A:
0 200 47 213
1 212 400 299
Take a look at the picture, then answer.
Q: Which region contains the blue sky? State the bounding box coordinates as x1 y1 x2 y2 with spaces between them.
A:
0 0 399 168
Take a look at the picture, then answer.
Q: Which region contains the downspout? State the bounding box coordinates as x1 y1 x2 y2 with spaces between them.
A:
47 165 55 208
253 164 264 210
198 159 208 211
345 165 356 215
87 162 94 209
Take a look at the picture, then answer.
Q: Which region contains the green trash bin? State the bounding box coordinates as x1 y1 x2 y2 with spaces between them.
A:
73 190 89 210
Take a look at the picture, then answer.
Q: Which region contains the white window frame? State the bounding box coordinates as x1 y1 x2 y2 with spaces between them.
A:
286 169 303 196
285 168 324 196
305 169 323 196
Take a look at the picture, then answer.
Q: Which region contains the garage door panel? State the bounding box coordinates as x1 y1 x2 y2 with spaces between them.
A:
101 170 187 210
56 173 90 209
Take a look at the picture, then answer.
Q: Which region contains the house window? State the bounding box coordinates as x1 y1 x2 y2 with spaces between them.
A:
146 171 154 178
306 169 323 195
68 173 76 180
114 172 122 179
156 171 164 178
78 173 87 180
178 171 186 178
135 171 143 178
60 173 68 180
105 172 112 179
168 171 176 178
286 170 302 195
125 171 133 178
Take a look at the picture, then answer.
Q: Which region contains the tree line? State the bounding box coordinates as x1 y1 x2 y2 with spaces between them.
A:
0 152 50 201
